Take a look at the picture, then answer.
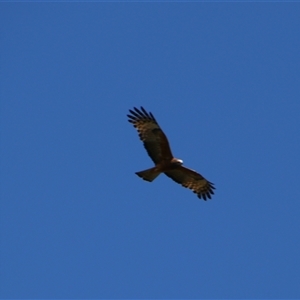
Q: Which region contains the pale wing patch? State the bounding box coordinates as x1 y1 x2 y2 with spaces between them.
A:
128 107 173 164
164 166 215 201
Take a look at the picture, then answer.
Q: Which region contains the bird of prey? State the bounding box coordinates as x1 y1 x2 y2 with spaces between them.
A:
127 106 215 200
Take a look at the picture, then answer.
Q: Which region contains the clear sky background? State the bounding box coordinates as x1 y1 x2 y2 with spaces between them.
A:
1 3 300 299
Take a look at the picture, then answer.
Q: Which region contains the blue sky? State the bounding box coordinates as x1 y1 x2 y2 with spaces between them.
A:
1 3 300 299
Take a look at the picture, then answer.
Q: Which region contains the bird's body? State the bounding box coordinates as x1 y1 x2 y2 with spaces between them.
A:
135 157 183 182
127 106 215 200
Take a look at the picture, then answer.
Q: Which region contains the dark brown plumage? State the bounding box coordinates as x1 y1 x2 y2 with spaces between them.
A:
127 107 215 200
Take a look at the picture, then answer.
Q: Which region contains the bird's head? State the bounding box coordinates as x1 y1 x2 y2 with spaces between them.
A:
172 158 183 166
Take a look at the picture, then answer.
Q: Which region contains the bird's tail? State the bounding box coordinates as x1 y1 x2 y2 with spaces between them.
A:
135 167 161 182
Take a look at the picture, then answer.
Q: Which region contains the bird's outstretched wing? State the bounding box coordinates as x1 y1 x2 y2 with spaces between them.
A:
127 107 173 164
164 166 215 200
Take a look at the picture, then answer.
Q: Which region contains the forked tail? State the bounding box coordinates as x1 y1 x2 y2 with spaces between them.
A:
135 167 161 182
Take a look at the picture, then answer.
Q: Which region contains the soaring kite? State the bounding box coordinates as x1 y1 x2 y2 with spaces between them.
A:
127 106 215 200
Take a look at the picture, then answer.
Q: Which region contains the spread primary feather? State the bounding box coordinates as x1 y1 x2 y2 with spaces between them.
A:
127 106 215 200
